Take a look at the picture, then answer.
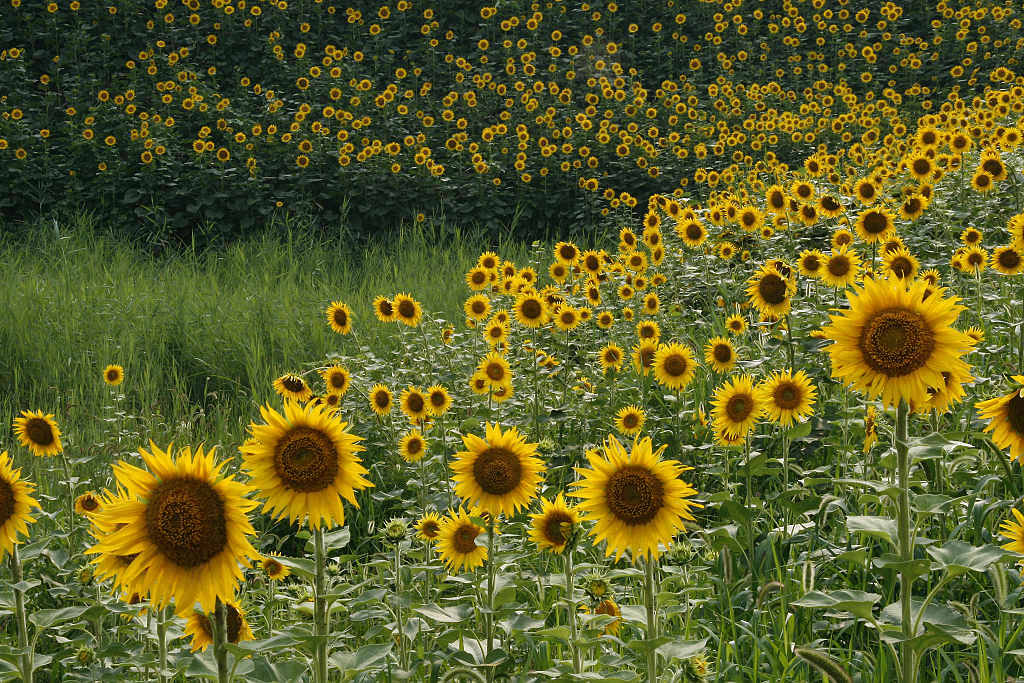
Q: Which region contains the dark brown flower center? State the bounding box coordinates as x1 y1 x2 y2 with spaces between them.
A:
559 244 576 260
828 255 850 277
397 300 416 319
983 159 1004 177
520 298 543 319
604 349 621 363
802 255 821 271
329 372 347 390
713 344 732 363
758 273 788 305
25 418 54 446
407 393 426 414
81 495 100 511
543 510 573 545
858 183 876 200
485 362 506 382
282 376 306 393
773 383 801 410
836 233 853 246
662 353 688 377
1008 393 1024 437
430 392 447 408
862 211 888 234
621 412 640 429
890 257 914 278
273 426 339 492
912 159 931 176
967 252 984 266
0 477 14 528
640 325 656 338
471 270 487 285
821 196 840 212
471 301 486 314
453 523 480 553
144 478 228 569
726 394 753 423
605 466 665 525
976 173 991 188
406 437 423 455
374 391 390 409
378 300 394 317
472 447 522 495
639 347 656 368
201 605 243 643
858 308 936 377
420 520 440 538
998 249 1021 269
106 369 121 381
332 308 348 327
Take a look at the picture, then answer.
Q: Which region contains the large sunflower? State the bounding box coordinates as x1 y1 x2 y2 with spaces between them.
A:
325 301 353 335
757 370 817 427
704 336 737 373
977 376 1024 462
746 265 795 318
0 451 40 558
451 423 544 517
711 375 765 439
571 435 701 562
273 374 313 403
652 343 698 391
821 277 974 408
240 400 371 530
13 409 63 457
436 508 487 572
183 600 254 652
86 443 259 615
529 493 581 554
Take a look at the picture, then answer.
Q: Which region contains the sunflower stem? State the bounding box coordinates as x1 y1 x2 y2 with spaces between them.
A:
60 451 75 542
11 544 33 683
394 539 408 670
564 545 581 674
485 517 497 681
314 526 329 683
895 400 917 683
157 607 168 683
644 551 658 683
213 597 229 683
1018 291 1023 374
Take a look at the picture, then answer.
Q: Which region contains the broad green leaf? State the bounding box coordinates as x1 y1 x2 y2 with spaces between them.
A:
656 637 708 661
926 541 1007 575
792 590 880 620
29 606 89 630
847 515 898 545
415 603 475 623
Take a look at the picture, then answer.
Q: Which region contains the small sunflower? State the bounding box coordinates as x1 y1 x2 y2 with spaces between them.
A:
977 376 1024 462
820 246 861 289
484 320 509 346
831 228 855 249
797 250 825 279
426 385 452 416
599 343 625 373
704 336 736 373
399 386 431 424
757 370 817 427
261 553 290 580
465 266 491 291
863 406 879 453
464 294 491 321
0 451 40 558
615 405 646 436
652 343 697 391
436 508 487 572
373 296 397 323
711 375 765 439
273 374 313 403
636 320 661 342
12 409 63 457
321 365 351 397
103 364 125 386
747 265 795 318
368 384 393 416
451 423 544 517
74 491 102 516
821 277 974 408
725 314 747 336
883 247 920 281
554 306 581 332
240 400 371 530
415 511 442 541
392 293 422 327
572 435 701 562
920 368 970 414
529 493 581 554
477 351 512 388
399 429 427 463
183 601 254 652
592 599 622 635
325 301 353 334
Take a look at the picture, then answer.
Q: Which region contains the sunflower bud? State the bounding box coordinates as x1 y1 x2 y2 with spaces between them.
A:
384 518 408 543
76 646 95 665
78 567 94 585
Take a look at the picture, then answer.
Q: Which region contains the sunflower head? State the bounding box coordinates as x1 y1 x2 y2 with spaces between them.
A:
273 374 313 403
757 369 817 427
704 336 736 373
321 365 351 396
184 601 254 652
399 429 427 463
746 265 795 317
103 364 125 386
415 511 443 541
0 451 40 559
368 384 393 416
12 409 63 457
325 301 353 334
451 423 545 517
400 386 430 423
615 405 646 436
75 491 102 516
529 493 581 554
436 507 488 573
373 296 397 322
977 376 1024 462
261 552 290 580
653 342 698 391
392 293 423 327
711 374 765 439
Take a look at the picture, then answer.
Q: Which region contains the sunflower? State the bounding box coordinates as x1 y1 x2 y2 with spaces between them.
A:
392 293 422 327
554 241 580 264
0 451 39 558
746 265 795 318
631 339 658 376
321 365 351 396
818 194 844 218
514 292 548 328
883 247 920 281
399 429 427 463
572 434 701 562
478 251 500 271
899 194 926 221
653 343 697 391
477 351 512 388
821 277 974 408
373 296 397 322
704 336 737 373
261 553 290 580
368 384 393 416
962 246 989 274
599 343 624 373
465 266 491 291
86 443 259 615
725 314 747 336
483 320 509 346
548 261 569 284
595 311 615 329
491 383 514 403
415 511 442 541
960 227 983 246
972 170 994 193
592 599 623 635
529 493 581 554
469 372 490 395
580 250 604 276
400 386 430 423
678 220 707 248
820 246 861 289
737 206 763 233
451 423 544 517
615 405 646 436
642 292 660 316
75 491 102 515
989 245 1022 275
12 409 63 457
325 301 353 335
425 385 451 417
464 294 491 320
1000 508 1024 564
554 306 581 332
636 320 661 342
920 368 970 414
863 406 879 453
831 229 855 249
718 242 737 260
436 507 488 572
797 250 825 279
183 601 254 652
273 374 313 403
854 207 894 244
240 400 371 530
103 364 125 386
853 178 878 205
711 375 765 439
977 376 1024 462
757 370 817 427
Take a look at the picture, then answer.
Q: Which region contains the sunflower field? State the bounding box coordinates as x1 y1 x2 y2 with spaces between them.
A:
5 0 1024 682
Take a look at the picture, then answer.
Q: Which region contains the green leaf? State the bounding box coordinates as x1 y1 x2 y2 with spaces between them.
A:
792 590 880 620
656 637 708 661
846 515 898 545
29 606 89 630
414 603 475 623
926 541 1007 576
329 642 392 672
322 527 350 551
872 554 933 581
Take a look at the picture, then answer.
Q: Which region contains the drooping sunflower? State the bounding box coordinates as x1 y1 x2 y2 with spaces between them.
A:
863 406 879 453
12 409 63 457
919 368 971 414
261 552 290 580
0 451 40 558
599 343 624 373
273 374 313 403
451 423 544 517
415 511 442 541
514 292 548 328
992 246 1024 276
477 351 512 388
820 277 974 408
704 336 737 373
86 443 259 614
321 365 351 397
572 435 701 562
725 314 747 336
615 405 646 436
103 364 125 386
368 384 393 416
883 247 920 281
436 507 487 572
400 386 430 424
977 376 1024 462
797 250 825 279
653 343 698 391
372 296 397 323
183 600 254 652
711 375 765 439
325 301 353 335
820 246 861 289
399 429 427 463
392 293 423 327
746 265 795 318
757 370 817 427
529 493 581 554
240 400 371 530
74 491 102 516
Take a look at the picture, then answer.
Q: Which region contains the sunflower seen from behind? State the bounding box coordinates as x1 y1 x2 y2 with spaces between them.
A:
0 451 40 558
977 376 1024 462
529 493 580 554
451 423 544 518
13 409 62 457
86 442 259 615
241 400 371 530
436 507 487 573
572 435 701 562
